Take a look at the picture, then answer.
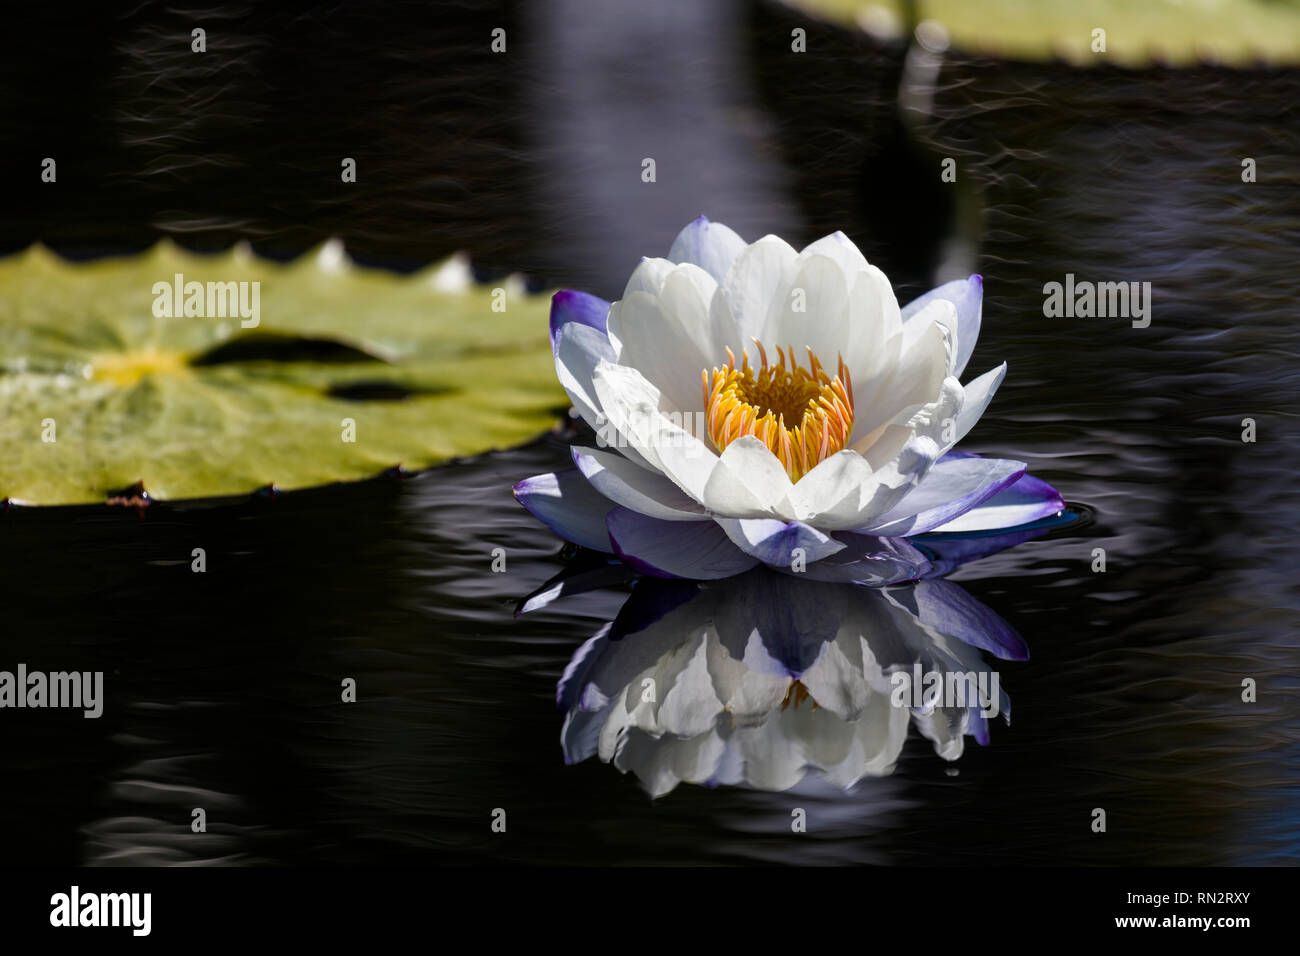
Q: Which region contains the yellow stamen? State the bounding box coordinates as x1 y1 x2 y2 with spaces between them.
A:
702 339 855 481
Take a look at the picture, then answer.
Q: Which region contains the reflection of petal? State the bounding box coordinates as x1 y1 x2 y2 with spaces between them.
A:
893 579 1028 662
516 558 634 617
607 578 704 642
710 574 844 672
911 512 1073 579
555 568 1022 796
799 635 883 721
705 632 792 723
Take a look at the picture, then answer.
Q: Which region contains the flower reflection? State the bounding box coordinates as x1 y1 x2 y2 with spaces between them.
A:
554 569 1025 797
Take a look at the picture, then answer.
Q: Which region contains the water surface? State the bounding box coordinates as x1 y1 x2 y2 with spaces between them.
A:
0 1 1296 866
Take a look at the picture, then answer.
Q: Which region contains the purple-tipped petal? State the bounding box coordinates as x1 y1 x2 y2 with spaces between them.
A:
605 508 759 579
716 517 846 567
513 470 615 553
554 320 616 430
927 469 1064 534
902 274 982 377
667 215 747 284
549 290 610 352
858 455 1026 536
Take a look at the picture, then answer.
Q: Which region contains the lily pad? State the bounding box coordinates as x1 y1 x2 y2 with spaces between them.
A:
0 242 564 505
787 0 1300 67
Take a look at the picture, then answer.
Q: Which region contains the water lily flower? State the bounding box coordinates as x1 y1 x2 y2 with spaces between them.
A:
516 217 1063 583
558 569 1020 797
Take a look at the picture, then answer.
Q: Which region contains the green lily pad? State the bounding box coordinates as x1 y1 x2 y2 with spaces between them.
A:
0 241 565 505
788 0 1300 67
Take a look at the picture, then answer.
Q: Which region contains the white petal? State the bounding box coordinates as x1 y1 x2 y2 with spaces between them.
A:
606 258 672 358
554 320 615 431
700 436 798 519
949 362 1006 449
798 231 869 273
718 235 798 343
849 299 951 446
591 360 718 502
858 374 965 471
613 727 726 798
857 455 1026 535
620 256 675 298
798 431 946 531
832 377 966 527
921 296 960 377
761 252 852 368
608 263 719 415
714 516 846 565
667 216 747 284
901 275 983 377
572 446 708 521
791 449 875 522
777 232 900 387
845 262 904 384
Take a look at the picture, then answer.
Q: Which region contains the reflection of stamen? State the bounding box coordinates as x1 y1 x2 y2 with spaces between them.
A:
780 681 819 712
702 342 855 481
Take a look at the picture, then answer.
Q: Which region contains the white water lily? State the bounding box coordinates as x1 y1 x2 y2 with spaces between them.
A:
517 217 1062 582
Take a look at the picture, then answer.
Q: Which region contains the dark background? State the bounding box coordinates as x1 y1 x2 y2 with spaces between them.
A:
0 0 1297 865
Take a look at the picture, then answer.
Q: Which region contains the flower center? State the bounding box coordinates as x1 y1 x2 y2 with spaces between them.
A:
702 341 854 481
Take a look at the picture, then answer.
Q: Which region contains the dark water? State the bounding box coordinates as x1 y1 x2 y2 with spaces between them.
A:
1 1 1298 865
